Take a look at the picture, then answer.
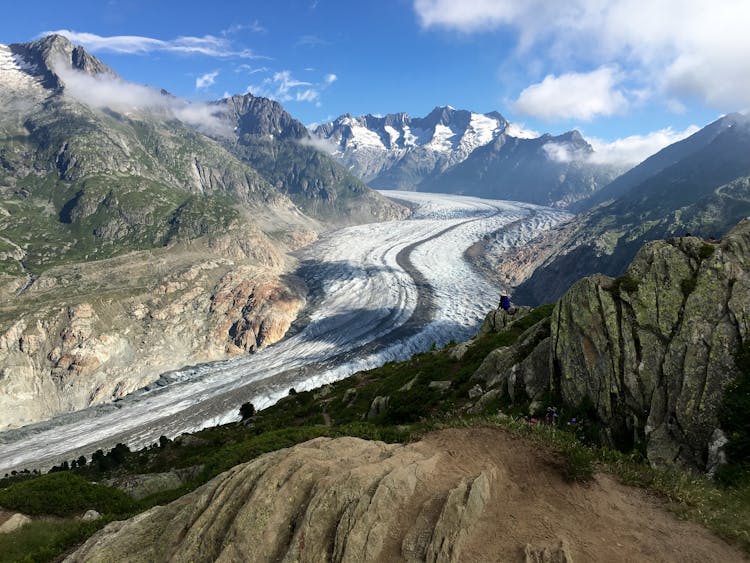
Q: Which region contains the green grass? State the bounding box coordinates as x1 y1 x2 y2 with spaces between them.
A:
0 519 109 563
0 472 135 517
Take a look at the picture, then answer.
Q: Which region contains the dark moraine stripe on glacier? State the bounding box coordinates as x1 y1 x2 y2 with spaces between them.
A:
0 207 505 473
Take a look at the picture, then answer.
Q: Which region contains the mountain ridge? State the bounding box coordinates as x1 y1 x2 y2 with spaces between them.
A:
314 107 624 206
513 113 750 303
0 34 405 429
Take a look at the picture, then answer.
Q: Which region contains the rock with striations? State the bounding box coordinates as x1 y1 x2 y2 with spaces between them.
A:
551 224 749 467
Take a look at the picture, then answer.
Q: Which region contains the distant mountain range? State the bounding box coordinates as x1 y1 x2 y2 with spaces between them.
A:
313 107 624 207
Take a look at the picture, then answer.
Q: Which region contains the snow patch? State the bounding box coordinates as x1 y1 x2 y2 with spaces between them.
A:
426 123 456 152
348 123 386 150
384 125 401 147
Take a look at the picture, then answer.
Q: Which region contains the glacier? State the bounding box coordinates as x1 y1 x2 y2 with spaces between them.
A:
0 192 570 473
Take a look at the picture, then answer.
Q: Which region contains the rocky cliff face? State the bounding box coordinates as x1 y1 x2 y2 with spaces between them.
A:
0 220 312 430
473 220 750 471
65 428 744 562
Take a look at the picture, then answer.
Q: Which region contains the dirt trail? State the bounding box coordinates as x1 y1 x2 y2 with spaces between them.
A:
425 428 745 562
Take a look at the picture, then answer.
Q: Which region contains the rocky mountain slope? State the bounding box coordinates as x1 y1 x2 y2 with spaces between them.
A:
66 428 744 563
314 107 622 207
513 114 750 303
314 107 508 187
213 94 397 224
0 34 405 429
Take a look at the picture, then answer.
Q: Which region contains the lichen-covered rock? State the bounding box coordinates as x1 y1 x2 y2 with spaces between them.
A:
478 305 532 337
550 221 750 468
367 395 390 419
81 509 101 522
473 317 551 403
472 221 750 471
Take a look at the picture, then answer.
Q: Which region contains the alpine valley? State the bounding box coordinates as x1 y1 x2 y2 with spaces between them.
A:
0 35 406 429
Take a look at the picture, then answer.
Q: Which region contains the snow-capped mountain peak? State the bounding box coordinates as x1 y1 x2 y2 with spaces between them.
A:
313 106 510 187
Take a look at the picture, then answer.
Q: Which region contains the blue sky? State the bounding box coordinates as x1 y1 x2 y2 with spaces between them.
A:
1 0 747 162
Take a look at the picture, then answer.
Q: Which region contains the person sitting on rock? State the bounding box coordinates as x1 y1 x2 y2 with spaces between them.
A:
500 295 511 311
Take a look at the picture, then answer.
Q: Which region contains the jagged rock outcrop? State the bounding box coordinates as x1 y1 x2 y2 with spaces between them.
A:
65 428 746 562
472 220 750 470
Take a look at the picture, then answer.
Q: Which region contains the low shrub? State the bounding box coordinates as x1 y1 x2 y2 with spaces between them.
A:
0 472 135 517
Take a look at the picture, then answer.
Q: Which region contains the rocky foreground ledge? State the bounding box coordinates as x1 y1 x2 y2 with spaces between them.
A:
65 427 744 562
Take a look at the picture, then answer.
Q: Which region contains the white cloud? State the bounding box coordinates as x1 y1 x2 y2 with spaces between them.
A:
235 64 268 75
249 70 315 102
248 70 336 104
52 59 230 137
540 124 700 166
505 122 539 139
297 135 337 153
43 29 264 59
588 125 700 165
413 0 522 32
221 21 266 35
512 67 628 121
413 0 750 109
195 70 219 89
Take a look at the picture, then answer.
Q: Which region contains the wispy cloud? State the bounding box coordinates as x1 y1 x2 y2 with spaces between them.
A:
296 35 330 47
42 29 265 59
587 125 701 165
248 69 338 105
249 70 317 102
195 70 219 89
541 125 700 166
234 63 268 75
221 21 266 35
512 66 628 121
53 58 230 136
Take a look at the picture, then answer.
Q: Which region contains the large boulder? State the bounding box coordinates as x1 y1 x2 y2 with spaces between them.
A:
551 223 750 468
0 513 31 534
